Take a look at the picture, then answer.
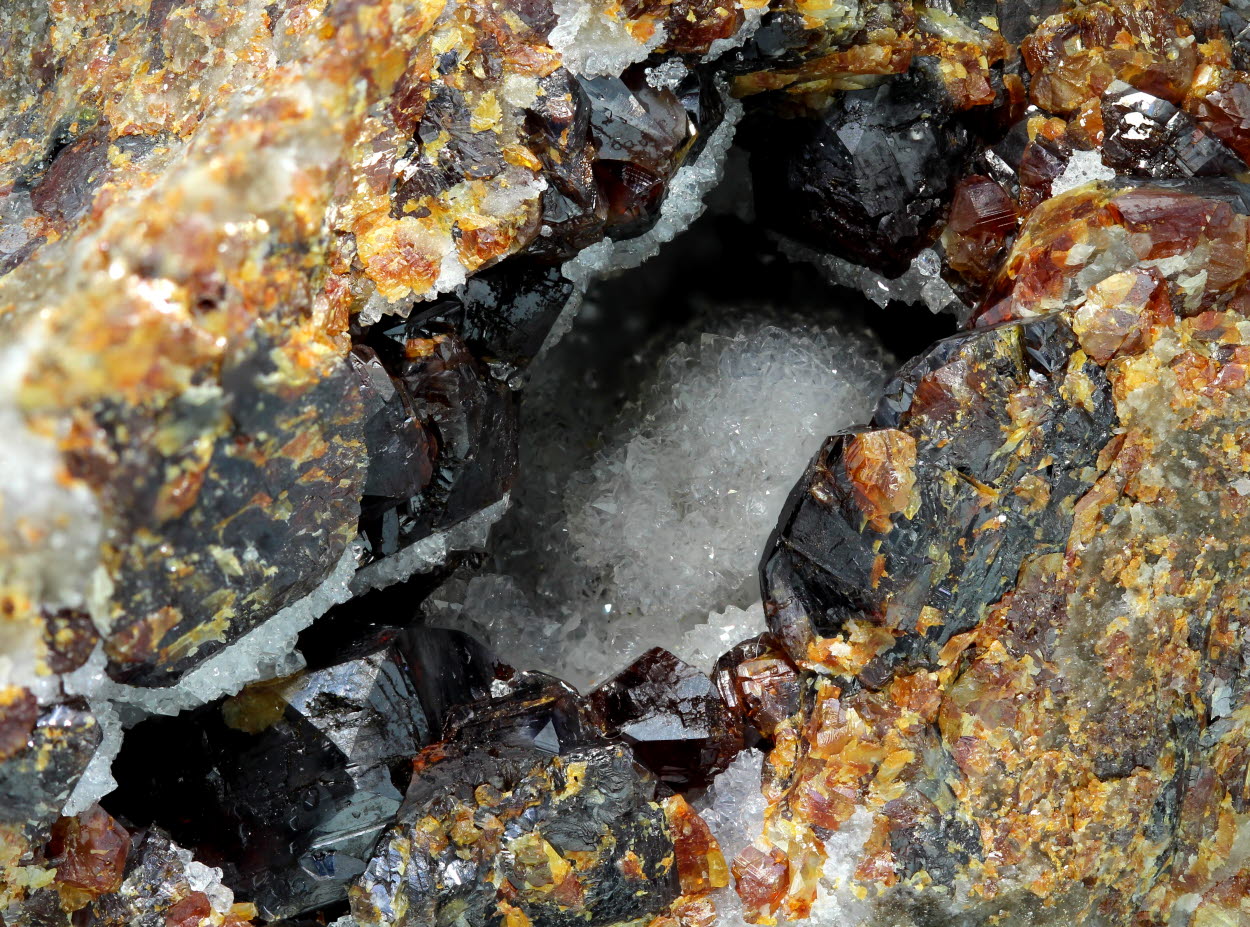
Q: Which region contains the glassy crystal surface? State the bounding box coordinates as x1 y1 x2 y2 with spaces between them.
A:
590 648 744 792
105 629 505 920
352 674 726 927
2 2 1250 926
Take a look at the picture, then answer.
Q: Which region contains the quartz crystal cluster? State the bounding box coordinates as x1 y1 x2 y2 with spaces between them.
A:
2 0 1250 926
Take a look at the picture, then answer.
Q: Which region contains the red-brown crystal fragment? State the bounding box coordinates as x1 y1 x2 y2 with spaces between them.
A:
731 845 789 922
163 892 212 927
591 648 744 792
47 805 130 908
713 636 801 743
40 609 100 675
841 429 917 535
1195 77 1250 163
1021 2 1199 114
663 0 744 53
941 175 1020 292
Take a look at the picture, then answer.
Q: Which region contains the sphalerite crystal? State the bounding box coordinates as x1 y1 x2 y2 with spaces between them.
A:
104 628 507 920
754 181 1250 924
351 673 728 927
2 1 1250 926
590 648 744 792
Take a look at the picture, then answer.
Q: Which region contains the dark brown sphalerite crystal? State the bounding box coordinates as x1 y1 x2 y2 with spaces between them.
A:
356 324 518 565
105 628 506 920
351 673 727 927
590 647 744 792
712 635 801 746
751 181 1250 924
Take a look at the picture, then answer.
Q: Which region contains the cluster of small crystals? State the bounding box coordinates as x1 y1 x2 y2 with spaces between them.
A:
0 0 902 920
4 1 1250 927
430 304 890 688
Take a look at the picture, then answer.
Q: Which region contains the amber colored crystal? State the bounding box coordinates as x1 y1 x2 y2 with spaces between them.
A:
163 892 212 927
1022 3 1198 114
663 794 729 896
713 636 801 743
47 805 131 908
841 429 919 534
732 845 790 922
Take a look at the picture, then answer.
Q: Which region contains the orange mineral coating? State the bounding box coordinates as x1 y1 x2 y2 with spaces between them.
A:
749 181 1250 925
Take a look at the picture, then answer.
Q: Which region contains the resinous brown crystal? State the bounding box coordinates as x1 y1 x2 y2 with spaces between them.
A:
757 179 1250 925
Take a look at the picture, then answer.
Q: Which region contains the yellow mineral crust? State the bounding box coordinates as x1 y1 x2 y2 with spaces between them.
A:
752 183 1250 925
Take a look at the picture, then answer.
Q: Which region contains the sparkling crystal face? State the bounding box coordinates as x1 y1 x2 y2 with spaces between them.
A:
3 2 1250 926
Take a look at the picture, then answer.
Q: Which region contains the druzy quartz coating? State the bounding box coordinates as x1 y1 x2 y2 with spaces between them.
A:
2 1 1250 927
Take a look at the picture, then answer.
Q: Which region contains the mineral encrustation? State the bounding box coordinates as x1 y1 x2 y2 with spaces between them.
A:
2 1 1250 927
352 673 728 927
7 806 257 927
105 628 506 920
758 182 1250 924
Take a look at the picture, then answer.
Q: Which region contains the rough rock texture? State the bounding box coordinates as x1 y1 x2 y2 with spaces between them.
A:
0 0 736 700
755 181 1250 925
351 673 728 927
103 628 506 920
3 2 1250 927
0 695 99 913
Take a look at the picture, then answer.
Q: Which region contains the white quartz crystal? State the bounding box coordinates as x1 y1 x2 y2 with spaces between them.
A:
698 751 875 926
61 697 121 816
1052 147 1117 195
780 238 970 320
675 603 769 673
432 305 890 689
549 0 665 77
696 749 768 927
350 495 511 595
807 808 876 926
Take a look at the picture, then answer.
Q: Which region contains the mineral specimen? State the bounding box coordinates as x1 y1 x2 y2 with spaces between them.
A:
591 647 744 792
4 807 255 927
429 305 890 690
0 0 741 699
104 628 506 920
351 673 728 927
747 60 977 276
755 180 1250 924
3 1 1250 926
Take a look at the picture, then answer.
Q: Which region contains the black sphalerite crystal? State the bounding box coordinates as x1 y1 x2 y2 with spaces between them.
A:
105 628 505 920
747 61 974 277
0 699 98 842
351 674 690 927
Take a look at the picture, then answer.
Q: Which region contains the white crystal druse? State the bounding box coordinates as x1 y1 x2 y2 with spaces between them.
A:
433 302 892 688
